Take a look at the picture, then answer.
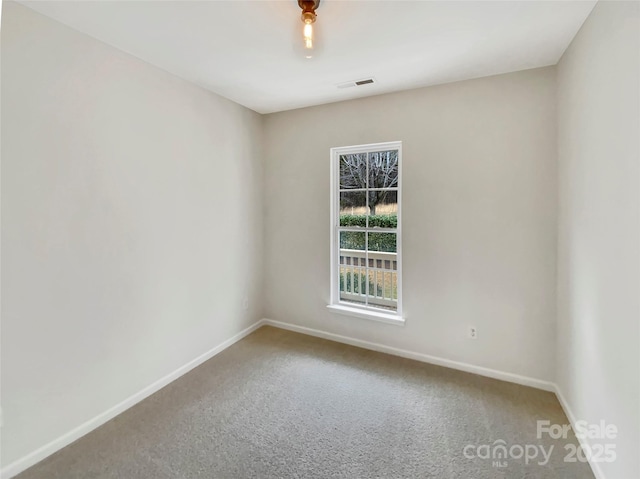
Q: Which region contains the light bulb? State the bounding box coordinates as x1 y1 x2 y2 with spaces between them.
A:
303 22 314 54
295 1 320 60
300 9 316 59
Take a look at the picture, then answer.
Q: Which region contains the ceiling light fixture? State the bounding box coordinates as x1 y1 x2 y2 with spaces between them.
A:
298 0 320 59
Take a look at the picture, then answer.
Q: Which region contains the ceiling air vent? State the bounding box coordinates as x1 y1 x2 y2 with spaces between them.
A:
336 78 376 89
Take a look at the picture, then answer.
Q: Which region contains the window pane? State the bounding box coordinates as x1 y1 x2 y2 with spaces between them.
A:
339 191 367 227
367 190 397 228
340 230 365 251
368 270 398 310
367 232 398 311
339 231 367 306
367 232 396 253
368 150 399 189
340 153 367 189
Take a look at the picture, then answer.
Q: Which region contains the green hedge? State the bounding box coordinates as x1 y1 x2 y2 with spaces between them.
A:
340 214 397 228
339 215 397 252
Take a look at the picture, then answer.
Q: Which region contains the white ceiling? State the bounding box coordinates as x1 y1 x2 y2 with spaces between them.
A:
20 0 596 114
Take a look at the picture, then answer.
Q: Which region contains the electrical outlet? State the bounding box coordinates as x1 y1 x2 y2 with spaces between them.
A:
468 327 477 339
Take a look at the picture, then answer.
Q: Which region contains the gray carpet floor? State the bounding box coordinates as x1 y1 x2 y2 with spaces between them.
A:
17 326 594 479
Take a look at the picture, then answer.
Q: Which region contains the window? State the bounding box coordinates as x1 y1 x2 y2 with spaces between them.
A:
329 141 403 324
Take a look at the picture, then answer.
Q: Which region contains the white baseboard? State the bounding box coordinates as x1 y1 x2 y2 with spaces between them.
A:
0 319 264 479
553 385 606 479
4 318 603 479
262 318 608 478
261 318 555 392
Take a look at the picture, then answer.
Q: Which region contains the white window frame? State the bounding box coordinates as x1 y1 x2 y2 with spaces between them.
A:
328 141 404 325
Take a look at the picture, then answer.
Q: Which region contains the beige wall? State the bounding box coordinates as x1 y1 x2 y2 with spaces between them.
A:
263 67 557 382
1 2 263 467
557 1 640 478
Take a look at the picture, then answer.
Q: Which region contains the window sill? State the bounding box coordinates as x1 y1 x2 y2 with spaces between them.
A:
327 304 405 326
